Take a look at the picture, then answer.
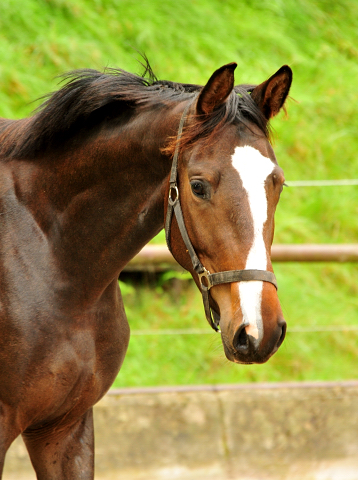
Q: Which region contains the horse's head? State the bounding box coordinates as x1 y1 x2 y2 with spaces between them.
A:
166 63 292 364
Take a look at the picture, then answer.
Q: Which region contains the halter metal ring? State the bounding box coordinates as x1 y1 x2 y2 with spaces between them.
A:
168 185 179 206
198 267 212 290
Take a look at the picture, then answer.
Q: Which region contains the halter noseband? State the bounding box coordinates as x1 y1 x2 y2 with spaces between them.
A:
164 100 278 332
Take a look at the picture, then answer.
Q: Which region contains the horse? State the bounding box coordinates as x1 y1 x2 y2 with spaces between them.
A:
0 59 292 478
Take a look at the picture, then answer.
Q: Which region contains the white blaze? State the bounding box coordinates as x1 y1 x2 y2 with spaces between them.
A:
231 145 274 340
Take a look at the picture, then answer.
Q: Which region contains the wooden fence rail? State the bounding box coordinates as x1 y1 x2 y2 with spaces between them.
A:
123 244 358 271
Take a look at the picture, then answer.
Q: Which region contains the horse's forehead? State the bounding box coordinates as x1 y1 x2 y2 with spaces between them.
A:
230 145 275 185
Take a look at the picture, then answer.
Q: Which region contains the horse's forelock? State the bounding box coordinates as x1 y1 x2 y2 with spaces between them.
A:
162 87 271 159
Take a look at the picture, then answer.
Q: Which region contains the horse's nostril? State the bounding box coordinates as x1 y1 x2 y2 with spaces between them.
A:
277 321 287 348
234 324 249 351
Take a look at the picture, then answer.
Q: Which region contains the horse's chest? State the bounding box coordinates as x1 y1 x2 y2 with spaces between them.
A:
0 299 129 428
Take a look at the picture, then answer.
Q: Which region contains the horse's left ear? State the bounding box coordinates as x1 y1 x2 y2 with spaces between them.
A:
251 65 292 119
196 63 237 115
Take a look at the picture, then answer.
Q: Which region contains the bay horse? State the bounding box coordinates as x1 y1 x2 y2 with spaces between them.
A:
0 59 292 478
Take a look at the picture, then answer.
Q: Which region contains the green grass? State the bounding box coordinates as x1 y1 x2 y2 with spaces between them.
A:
1 0 358 386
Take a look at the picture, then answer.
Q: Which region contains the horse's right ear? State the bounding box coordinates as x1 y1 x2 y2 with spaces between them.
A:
251 65 292 120
196 63 237 115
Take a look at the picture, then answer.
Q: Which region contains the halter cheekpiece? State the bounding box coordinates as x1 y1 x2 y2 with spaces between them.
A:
165 99 278 332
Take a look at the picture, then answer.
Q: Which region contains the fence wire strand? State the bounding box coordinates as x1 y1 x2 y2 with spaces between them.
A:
288 179 358 187
131 326 358 336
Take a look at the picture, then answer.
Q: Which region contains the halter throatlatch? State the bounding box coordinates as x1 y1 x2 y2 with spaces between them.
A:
165 100 278 332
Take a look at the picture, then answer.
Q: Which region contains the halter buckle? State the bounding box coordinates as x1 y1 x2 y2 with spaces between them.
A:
168 185 179 206
198 267 212 290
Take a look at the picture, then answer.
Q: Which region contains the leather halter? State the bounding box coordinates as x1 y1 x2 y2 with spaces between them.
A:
165 100 278 332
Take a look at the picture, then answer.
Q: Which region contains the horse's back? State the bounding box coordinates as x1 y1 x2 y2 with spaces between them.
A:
0 117 17 143
0 117 12 131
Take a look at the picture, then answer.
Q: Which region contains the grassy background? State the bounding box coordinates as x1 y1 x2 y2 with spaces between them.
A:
0 0 357 386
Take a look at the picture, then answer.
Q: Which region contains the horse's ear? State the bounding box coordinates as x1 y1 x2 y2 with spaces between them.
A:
196 63 237 115
251 65 292 119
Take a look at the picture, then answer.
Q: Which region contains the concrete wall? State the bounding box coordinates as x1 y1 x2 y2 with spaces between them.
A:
4 381 358 480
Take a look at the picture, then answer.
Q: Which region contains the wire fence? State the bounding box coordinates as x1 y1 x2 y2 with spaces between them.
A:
130 325 358 336
288 179 358 187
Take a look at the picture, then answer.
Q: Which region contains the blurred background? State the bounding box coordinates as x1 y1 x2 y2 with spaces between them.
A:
1 0 357 388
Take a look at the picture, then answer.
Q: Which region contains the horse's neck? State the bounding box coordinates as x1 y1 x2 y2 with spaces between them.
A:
52 108 177 292
9 106 178 302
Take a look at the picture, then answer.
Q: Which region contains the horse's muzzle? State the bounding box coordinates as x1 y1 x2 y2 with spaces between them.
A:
225 318 287 364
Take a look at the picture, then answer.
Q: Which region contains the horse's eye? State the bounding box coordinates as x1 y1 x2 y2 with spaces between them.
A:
190 181 206 198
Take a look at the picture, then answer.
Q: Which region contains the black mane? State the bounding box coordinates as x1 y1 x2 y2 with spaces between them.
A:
0 60 269 159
